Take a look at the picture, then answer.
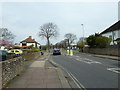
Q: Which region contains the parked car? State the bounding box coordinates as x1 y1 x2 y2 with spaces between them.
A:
53 49 61 55
8 49 23 55
0 50 7 61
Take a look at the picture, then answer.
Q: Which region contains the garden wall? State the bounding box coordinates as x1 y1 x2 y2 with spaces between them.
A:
1 56 25 88
83 45 120 56
0 51 41 88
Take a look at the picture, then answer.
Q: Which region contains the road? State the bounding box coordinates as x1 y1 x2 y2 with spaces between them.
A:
50 51 120 88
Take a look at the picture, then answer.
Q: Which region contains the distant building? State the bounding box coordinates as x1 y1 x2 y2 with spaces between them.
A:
100 20 120 45
20 36 40 48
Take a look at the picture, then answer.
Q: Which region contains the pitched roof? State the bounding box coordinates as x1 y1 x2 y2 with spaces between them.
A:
100 20 120 34
20 36 37 43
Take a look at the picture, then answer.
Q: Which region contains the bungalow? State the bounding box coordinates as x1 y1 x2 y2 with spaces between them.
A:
100 20 120 45
20 36 40 48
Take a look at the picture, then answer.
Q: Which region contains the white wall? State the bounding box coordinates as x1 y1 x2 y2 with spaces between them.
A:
102 30 120 45
27 43 36 47
19 43 22 47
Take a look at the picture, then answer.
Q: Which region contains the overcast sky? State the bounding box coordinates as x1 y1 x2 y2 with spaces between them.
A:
1 1 119 45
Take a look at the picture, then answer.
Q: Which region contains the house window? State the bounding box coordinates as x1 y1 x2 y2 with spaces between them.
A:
22 43 26 46
109 35 112 38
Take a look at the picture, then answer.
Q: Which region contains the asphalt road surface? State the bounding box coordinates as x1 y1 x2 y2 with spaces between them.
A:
50 51 120 88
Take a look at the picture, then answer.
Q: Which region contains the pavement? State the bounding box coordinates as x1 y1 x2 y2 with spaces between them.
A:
6 52 71 88
78 52 119 60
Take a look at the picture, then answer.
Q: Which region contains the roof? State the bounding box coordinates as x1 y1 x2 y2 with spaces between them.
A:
20 36 37 43
100 20 120 34
114 38 120 41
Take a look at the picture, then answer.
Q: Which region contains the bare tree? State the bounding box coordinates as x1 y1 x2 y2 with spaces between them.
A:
0 28 15 47
64 33 77 47
38 22 58 51
0 28 15 40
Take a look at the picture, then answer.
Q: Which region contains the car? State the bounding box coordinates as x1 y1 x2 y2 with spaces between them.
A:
8 49 23 55
53 49 61 55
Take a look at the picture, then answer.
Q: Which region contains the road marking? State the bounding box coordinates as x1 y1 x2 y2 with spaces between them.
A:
107 68 120 74
73 56 101 64
49 58 86 89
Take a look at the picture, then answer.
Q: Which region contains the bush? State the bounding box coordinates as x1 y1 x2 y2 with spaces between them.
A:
22 49 41 53
77 42 85 49
87 33 112 48
95 36 112 48
13 46 22 49
41 46 47 50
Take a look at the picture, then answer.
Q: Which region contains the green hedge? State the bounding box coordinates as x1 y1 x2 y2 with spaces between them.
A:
22 49 41 53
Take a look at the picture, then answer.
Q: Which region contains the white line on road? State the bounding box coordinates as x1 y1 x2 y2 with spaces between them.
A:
74 56 101 64
49 58 86 89
107 68 120 74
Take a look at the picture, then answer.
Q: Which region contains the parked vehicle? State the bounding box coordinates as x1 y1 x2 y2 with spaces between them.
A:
8 49 23 55
53 49 61 55
0 50 7 61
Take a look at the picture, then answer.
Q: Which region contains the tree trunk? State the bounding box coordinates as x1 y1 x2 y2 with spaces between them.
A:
47 38 50 52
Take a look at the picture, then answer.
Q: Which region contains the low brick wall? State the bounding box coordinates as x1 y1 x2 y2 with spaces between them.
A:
83 46 119 56
1 56 25 88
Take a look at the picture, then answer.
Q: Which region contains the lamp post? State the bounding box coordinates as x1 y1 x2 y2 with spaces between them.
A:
81 24 84 43
81 24 84 52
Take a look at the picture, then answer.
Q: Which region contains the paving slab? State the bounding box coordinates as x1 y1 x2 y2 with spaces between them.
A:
6 53 71 88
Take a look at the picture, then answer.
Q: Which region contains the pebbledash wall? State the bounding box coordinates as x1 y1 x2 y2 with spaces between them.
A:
1 56 25 88
83 45 120 57
1 52 41 88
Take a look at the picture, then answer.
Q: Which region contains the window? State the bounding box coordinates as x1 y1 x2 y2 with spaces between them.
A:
22 42 26 46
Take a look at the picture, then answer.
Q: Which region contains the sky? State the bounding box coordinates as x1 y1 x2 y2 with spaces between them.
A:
1 0 119 45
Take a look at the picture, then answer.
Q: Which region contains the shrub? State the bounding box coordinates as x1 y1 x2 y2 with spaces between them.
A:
77 42 85 49
22 49 41 53
87 33 112 48
41 46 47 50
95 36 112 48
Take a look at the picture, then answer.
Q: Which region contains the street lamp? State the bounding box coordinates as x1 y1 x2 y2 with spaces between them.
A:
81 24 84 52
81 24 84 43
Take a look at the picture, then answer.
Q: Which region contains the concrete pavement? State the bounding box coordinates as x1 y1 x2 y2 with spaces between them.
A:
6 52 71 88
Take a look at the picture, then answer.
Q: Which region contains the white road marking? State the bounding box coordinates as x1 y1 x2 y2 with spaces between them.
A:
107 68 120 73
72 56 101 64
49 58 86 89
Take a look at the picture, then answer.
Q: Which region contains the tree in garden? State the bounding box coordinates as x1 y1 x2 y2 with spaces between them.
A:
0 28 15 40
0 39 13 47
86 33 111 48
64 33 77 47
77 42 85 49
0 28 15 48
38 22 59 51
95 36 112 48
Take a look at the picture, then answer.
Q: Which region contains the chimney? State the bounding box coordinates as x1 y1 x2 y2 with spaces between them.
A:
29 36 32 39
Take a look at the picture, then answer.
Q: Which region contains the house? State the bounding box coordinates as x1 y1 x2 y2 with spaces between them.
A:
100 20 120 45
20 36 40 48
